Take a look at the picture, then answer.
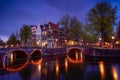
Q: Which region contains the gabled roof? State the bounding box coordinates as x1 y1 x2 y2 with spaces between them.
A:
48 22 59 30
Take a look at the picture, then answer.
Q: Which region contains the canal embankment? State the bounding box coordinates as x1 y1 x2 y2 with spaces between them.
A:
83 47 120 61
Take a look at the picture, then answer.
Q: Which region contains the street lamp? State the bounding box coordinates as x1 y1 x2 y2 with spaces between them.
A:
99 37 102 41
99 37 102 47
112 36 115 40
111 36 115 49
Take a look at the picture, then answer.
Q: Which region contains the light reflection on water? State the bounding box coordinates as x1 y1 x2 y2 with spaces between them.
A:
10 53 13 65
65 58 68 73
67 51 83 63
112 66 119 80
0 54 120 80
99 61 105 80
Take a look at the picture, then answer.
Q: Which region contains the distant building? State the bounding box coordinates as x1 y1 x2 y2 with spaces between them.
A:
41 22 59 48
59 28 67 47
30 24 42 47
41 24 48 48
28 22 67 48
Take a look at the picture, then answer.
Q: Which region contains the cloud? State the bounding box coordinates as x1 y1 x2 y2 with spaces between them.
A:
0 0 120 40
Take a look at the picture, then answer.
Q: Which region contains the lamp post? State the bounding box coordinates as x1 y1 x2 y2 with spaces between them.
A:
99 37 102 47
111 36 115 49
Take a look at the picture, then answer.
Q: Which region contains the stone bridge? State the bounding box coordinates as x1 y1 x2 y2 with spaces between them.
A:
0 47 84 69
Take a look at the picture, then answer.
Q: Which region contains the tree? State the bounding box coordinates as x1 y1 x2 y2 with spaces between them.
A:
59 14 71 39
69 16 83 41
7 33 17 46
20 25 32 47
15 31 21 45
59 15 83 42
0 38 5 46
81 24 98 45
15 31 20 40
87 1 117 42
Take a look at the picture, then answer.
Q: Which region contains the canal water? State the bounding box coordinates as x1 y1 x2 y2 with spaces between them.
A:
0 54 120 80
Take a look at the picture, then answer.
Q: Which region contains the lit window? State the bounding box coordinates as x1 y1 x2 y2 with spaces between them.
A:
42 31 44 35
45 31 47 35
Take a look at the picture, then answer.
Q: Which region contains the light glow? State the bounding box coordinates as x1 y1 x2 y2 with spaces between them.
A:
112 66 118 80
99 61 105 80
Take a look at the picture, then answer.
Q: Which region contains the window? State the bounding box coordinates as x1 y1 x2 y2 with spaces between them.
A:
44 31 47 35
42 31 44 35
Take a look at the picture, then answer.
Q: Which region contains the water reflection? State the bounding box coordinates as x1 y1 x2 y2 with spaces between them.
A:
112 66 119 80
38 64 41 72
65 58 68 73
10 53 13 64
55 60 59 77
3 56 29 72
31 63 42 80
76 52 79 60
31 57 43 65
43 62 48 76
67 51 83 63
99 61 105 80
19 65 32 80
1 54 120 80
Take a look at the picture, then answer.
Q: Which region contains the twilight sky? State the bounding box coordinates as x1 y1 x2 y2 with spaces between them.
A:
0 0 120 41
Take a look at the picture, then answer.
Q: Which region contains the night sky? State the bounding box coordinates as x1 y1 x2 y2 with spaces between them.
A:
0 0 120 41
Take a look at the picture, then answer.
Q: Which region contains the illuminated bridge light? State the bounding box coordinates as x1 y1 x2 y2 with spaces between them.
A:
31 49 43 65
2 50 29 72
31 58 43 65
67 51 83 63
67 47 83 63
67 55 83 63
10 53 13 65
3 58 29 72
76 52 79 60
38 63 42 72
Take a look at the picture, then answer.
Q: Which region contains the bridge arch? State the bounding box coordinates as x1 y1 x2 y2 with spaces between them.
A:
2 50 29 72
67 47 83 63
30 49 43 65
